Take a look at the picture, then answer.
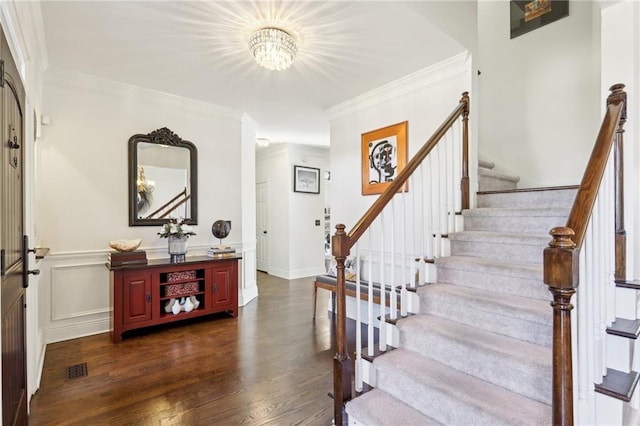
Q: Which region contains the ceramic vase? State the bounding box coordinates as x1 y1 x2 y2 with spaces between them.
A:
168 235 188 262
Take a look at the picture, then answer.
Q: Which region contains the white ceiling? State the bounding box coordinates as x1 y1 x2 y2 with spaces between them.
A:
40 1 466 146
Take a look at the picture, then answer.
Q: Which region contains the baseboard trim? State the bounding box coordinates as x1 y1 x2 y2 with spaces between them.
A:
45 318 110 344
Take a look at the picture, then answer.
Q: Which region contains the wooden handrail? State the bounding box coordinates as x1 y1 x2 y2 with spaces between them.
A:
565 84 625 249
331 92 470 426
543 83 627 426
342 92 469 252
157 194 192 219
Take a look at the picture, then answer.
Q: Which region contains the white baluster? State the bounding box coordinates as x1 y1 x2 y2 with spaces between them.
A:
354 243 362 392
379 212 386 352
367 228 374 359
390 199 397 321
401 187 408 317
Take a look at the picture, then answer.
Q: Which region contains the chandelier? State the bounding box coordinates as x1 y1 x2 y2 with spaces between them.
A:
248 27 297 71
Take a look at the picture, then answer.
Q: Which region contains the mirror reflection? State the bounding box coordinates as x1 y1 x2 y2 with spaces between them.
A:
128 128 198 226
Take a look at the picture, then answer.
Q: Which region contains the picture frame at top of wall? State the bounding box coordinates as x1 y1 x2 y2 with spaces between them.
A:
510 0 568 39
361 121 408 196
293 165 321 194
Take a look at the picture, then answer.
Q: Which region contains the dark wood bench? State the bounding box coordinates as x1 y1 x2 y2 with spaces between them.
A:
313 275 391 318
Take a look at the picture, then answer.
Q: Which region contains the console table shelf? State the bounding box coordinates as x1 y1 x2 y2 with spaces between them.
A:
108 254 241 343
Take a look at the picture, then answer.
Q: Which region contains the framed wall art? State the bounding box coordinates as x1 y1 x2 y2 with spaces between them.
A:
293 165 320 194
361 121 408 196
510 0 568 39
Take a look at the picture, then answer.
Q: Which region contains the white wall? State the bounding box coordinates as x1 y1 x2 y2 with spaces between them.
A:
240 114 258 305
288 144 330 278
256 143 329 279
601 1 639 281
37 67 255 343
327 53 471 234
478 0 600 187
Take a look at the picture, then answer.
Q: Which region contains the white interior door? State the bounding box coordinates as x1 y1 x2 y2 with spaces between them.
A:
256 182 269 272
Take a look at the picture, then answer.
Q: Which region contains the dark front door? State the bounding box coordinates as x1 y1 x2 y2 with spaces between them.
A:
1 26 27 426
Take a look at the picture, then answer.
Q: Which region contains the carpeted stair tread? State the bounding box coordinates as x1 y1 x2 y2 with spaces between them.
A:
463 207 571 218
419 283 552 347
478 167 520 183
448 231 549 265
462 207 570 234
478 159 495 169
448 231 550 245
477 187 577 209
345 388 443 426
374 349 551 425
434 256 549 301
397 314 551 404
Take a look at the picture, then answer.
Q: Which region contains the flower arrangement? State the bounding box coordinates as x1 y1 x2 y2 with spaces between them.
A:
158 218 196 239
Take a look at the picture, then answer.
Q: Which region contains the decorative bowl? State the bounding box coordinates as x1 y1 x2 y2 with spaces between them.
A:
109 239 142 252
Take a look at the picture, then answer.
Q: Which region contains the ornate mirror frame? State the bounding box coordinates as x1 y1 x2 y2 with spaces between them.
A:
128 127 198 226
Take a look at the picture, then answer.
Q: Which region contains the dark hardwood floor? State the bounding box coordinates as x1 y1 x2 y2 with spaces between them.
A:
28 272 343 425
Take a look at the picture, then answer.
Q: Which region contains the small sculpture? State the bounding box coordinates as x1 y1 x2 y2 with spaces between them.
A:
190 295 200 310
184 296 194 313
171 298 181 315
211 220 231 249
109 239 142 252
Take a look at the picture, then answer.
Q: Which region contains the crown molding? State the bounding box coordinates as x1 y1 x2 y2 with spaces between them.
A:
44 66 245 120
326 51 470 122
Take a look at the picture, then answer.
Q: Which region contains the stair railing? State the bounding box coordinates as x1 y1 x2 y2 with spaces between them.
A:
543 84 627 425
331 92 470 425
144 187 191 219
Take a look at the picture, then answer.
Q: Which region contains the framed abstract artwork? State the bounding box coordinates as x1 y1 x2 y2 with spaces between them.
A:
361 121 408 195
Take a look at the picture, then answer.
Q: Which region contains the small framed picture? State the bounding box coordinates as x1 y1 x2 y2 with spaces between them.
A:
510 0 568 39
293 165 320 194
361 121 408 195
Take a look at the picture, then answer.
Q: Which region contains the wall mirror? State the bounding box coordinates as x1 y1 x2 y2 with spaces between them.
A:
128 127 198 226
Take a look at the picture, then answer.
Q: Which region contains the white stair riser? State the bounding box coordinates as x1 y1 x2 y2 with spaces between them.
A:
356 358 376 388
606 334 637 373
615 287 640 320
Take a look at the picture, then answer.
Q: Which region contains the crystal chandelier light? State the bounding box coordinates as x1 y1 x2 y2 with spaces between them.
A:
248 27 297 71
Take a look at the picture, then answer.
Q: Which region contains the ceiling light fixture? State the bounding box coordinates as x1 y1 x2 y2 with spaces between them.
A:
256 138 270 148
248 27 297 71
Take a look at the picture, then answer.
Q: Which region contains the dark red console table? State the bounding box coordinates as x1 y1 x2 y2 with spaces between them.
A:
108 254 241 343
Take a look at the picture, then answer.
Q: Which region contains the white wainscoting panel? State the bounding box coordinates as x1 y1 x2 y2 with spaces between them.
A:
51 263 109 321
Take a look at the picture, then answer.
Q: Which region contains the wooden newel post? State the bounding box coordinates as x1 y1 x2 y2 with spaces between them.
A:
332 224 352 426
543 227 579 426
608 83 627 281
460 91 470 211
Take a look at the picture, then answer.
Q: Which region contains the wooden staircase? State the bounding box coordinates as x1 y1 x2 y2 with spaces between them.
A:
330 86 637 425
346 168 575 424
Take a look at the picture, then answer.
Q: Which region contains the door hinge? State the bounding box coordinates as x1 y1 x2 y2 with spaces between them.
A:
1 248 5 276
0 60 4 88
